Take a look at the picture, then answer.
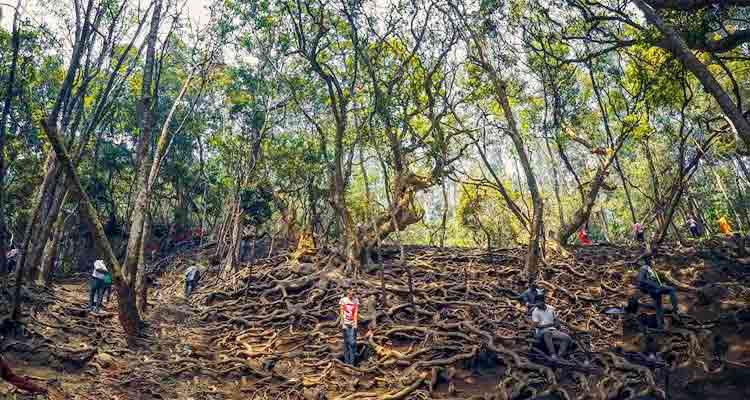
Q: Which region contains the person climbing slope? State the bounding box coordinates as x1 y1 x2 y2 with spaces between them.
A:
637 257 680 329
578 226 592 246
339 284 359 365
717 216 732 235
184 265 201 298
633 222 645 243
518 277 542 314
90 260 108 311
100 269 113 306
686 217 699 238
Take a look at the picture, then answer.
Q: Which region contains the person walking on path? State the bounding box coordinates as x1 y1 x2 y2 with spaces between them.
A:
339 284 359 365
637 257 680 328
100 269 113 306
184 265 201 298
718 216 732 235
686 217 700 238
90 260 107 311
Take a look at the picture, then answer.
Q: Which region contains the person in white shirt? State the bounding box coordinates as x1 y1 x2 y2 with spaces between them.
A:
90 260 108 311
339 284 359 365
531 294 572 359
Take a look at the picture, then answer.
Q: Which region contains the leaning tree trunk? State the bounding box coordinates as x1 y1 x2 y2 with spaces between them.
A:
40 118 141 337
633 0 750 150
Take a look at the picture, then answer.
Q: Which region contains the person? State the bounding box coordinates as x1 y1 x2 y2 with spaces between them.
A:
90 260 107 311
100 269 113 306
184 265 200 298
339 284 359 365
531 294 572 360
6 248 18 273
718 216 732 235
637 258 679 329
578 227 592 246
633 222 645 242
686 217 699 238
518 278 542 313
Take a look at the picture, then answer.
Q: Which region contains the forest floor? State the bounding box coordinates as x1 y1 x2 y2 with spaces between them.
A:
1 238 749 400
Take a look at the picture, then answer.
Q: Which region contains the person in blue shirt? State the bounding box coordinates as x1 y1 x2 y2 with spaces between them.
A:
637 258 679 328
518 278 542 313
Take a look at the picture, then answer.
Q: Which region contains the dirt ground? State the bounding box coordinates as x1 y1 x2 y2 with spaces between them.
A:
1 239 748 399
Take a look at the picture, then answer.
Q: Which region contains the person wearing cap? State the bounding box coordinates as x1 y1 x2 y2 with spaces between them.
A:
339 284 360 365
90 260 108 311
518 278 542 314
531 293 571 360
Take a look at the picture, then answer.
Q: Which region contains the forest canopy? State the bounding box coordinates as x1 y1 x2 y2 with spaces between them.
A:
0 0 749 335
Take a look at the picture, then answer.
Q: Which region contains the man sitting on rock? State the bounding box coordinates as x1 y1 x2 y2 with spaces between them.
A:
637 258 679 328
531 293 572 360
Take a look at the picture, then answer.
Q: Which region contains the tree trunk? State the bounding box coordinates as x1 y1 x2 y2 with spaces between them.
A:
0 0 21 280
40 118 141 338
123 0 163 288
633 0 750 149
40 192 69 284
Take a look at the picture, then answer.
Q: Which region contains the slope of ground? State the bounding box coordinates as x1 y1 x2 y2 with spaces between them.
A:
0 238 748 399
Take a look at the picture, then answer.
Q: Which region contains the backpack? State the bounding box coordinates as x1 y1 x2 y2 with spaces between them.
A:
103 272 112 285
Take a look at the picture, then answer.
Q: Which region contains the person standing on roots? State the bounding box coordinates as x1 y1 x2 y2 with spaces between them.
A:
339 284 359 365
100 269 113 306
184 265 201 298
637 257 680 329
578 225 592 246
633 222 645 243
718 216 732 235
531 293 572 360
686 217 700 238
90 260 108 311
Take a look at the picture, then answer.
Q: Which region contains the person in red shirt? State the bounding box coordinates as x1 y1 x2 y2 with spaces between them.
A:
578 226 592 246
339 284 359 365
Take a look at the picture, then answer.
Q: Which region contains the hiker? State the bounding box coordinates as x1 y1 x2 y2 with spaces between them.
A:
718 216 732 235
633 222 645 243
518 278 542 313
184 265 200 298
531 293 572 360
339 284 359 365
90 260 108 311
686 217 700 238
578 226 592 246
6 248 18 273
637 257 679 328
100 268 113 306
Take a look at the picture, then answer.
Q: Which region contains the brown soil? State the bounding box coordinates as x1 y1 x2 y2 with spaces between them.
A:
0 239 748 399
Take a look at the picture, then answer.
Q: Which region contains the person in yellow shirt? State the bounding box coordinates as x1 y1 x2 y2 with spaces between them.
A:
718 216 732 235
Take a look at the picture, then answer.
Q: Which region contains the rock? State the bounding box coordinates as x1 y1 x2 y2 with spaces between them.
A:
96 352 115 368
587 287 603 297
697 283 728 306
303 388 326 400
